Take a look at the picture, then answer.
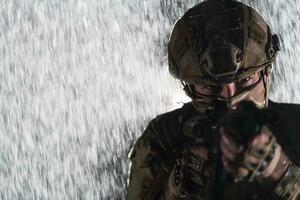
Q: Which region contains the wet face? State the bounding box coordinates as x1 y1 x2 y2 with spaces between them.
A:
194 73 260 98
193 72 266 108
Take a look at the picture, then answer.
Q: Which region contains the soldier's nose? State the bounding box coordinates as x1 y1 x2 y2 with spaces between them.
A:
219 83 236 98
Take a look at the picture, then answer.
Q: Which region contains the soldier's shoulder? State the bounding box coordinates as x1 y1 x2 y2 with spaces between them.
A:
151 102 196 128
143 102 197 151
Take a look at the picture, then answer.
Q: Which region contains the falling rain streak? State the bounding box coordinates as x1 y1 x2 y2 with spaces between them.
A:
0 0 299 199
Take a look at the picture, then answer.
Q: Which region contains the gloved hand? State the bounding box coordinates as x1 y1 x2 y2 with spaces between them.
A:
220 125 289 185
165 147 211 200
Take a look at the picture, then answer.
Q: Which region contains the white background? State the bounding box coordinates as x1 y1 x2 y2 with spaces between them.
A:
0 0 299 199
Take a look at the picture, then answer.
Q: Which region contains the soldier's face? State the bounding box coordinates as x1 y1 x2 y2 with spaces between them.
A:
194 72 261 99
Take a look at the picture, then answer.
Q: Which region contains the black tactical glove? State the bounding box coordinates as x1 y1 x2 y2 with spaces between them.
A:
220 101 288 183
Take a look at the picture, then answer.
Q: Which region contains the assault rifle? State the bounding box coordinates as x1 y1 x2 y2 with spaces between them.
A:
206 101 267 200
177 100 300 200
206 100 300 200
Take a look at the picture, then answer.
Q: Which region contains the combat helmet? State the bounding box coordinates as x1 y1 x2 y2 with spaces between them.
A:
168 0 280 112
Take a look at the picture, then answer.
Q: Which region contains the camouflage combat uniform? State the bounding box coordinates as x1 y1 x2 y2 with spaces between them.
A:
127 101 300 200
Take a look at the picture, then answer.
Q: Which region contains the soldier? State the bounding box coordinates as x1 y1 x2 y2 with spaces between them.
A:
127 0 300 199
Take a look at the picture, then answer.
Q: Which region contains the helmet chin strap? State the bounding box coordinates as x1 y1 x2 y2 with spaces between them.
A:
247 96 266 109
221 92 249 109
262 66 272 108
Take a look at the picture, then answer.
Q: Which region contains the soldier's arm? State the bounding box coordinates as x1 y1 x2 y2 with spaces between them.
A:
221 101 300 200
127 120 170 200
272 161 300 200
256 146 300 200
269 102 300 200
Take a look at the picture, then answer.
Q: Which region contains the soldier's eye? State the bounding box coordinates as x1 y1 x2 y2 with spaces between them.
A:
194 84 221 96
239 77 251 86
203 85 213 90
238 74 260 88
202 85 221 93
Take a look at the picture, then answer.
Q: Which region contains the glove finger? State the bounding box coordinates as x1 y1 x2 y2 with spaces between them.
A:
248 132 277 160
222 156 239 174
250 131 271 147
220 127 243 151
236 167 250 180
221 139 238 161
221 139 244 162
243 154 261 171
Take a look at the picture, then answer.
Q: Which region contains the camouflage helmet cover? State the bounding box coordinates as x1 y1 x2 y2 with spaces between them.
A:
168 0 279 86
